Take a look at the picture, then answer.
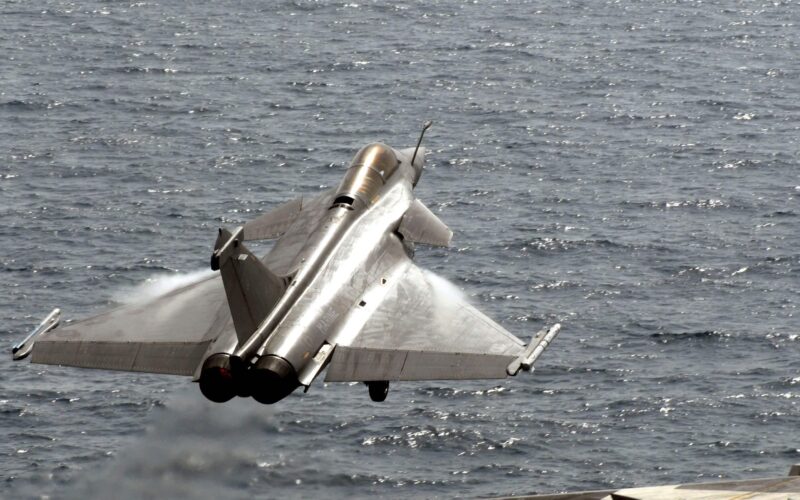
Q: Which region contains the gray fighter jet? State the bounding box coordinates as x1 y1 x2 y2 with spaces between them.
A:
12 129 561 404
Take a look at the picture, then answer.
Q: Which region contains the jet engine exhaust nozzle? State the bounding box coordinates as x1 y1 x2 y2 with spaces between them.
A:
248 355 299 404
199 353 238 403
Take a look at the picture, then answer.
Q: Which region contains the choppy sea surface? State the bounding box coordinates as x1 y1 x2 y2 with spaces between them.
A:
2 0 799 498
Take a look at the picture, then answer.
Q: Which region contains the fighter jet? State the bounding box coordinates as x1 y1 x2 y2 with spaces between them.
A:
12 125 561 404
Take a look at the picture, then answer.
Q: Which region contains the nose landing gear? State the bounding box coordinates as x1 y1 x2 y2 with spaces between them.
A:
366 381 389 402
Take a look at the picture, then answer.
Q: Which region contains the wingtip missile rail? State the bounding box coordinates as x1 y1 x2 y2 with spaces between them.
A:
506 323 562 376
12 308 61 361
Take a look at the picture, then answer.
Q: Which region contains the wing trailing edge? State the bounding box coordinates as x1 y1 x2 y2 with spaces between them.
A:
32 340 212 376
325 347 514 382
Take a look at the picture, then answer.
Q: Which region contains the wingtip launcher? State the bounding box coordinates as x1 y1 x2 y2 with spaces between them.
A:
506 323 562 376
11 308 61 361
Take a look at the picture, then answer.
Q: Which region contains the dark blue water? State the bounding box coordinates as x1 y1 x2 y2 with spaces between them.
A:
2 0 798 498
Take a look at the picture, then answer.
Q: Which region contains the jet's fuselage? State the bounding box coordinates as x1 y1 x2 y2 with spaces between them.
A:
225 144 418 403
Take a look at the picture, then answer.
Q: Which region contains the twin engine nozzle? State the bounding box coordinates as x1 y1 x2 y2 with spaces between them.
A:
199 353 299 404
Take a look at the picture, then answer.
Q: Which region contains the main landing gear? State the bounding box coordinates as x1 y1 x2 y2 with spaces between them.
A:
366 381 389 402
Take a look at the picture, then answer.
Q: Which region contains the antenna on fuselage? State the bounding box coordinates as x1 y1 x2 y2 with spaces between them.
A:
411 120 433 167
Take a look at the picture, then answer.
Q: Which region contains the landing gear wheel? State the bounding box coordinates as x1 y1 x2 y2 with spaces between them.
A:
367 381 389 402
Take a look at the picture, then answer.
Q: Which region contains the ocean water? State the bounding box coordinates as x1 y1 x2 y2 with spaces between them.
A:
1 0 798 498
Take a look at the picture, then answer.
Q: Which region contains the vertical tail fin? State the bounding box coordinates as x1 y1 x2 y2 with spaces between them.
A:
211 227 286 343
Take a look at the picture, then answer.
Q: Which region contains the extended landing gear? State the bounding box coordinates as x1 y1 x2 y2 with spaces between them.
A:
366 381 389 402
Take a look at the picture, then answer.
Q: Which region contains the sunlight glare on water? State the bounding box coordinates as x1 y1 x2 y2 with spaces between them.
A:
1 0 798 498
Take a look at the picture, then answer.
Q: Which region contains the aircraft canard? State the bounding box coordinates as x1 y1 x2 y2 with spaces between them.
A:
12 132 561 404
